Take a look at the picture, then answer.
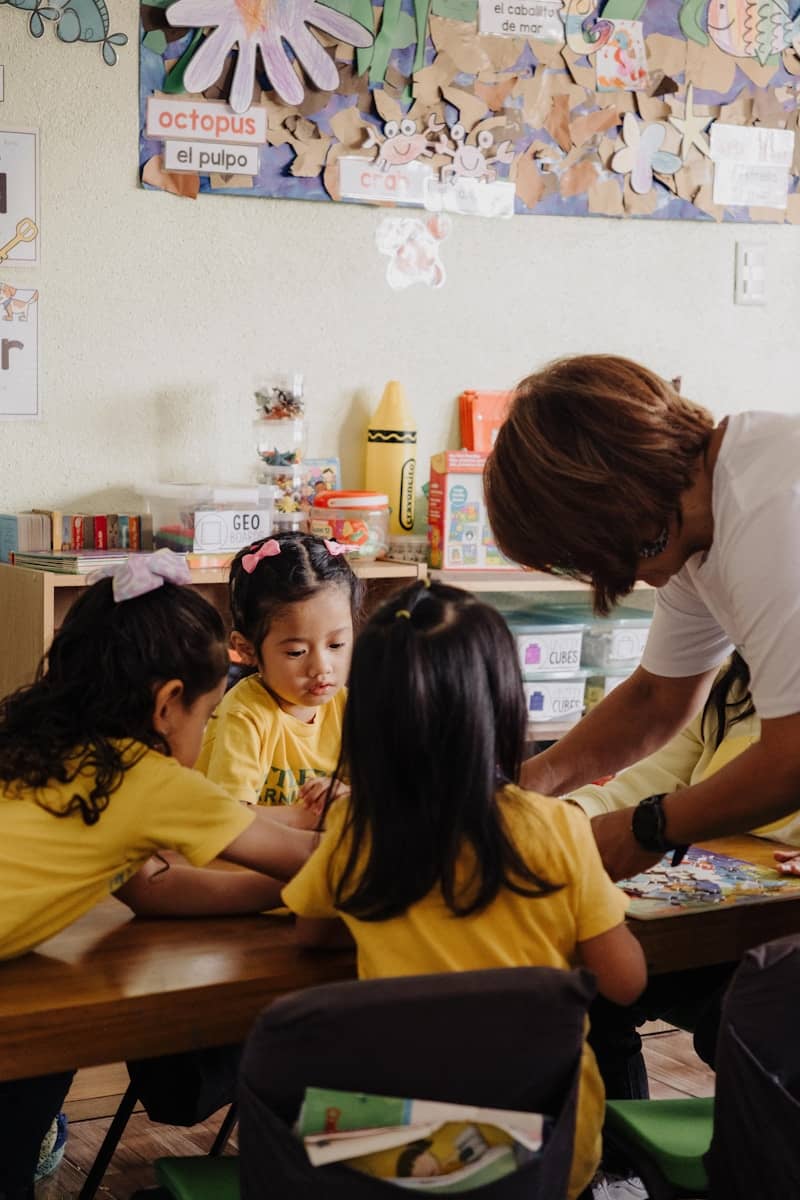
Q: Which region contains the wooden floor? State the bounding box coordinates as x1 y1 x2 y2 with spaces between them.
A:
37 1023 714 1199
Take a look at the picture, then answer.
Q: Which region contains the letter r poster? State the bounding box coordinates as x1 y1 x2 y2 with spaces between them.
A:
139 0 800 222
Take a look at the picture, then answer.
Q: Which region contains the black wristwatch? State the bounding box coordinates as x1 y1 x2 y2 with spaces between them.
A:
631 794 690 867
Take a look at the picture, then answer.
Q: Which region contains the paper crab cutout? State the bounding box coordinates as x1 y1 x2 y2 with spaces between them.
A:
167 0 374 112
364 115 515 183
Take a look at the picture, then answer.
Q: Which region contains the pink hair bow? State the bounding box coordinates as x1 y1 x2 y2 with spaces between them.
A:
324 540 352 557
242 539 281 574
89 548 192 602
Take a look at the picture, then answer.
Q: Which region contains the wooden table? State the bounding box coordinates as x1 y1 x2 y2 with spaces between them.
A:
2 836 799 1083
0 903 355 1083
627 835 800 975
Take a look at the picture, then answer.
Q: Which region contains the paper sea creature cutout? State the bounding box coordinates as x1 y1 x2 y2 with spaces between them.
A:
376 213 450 289
435 124 514 183
611 112 682 192
167 0 375 112
0 0 60 39
56 0 128 65
363 114 444 171
564 0 613 55
680 0 800 64
707 0 800 65
668 83 711 159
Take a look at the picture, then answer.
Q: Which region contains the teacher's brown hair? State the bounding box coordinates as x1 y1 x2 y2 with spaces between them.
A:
485 355 714 613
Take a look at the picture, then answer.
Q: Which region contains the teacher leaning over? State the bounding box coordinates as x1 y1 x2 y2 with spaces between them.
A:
485 354 800 882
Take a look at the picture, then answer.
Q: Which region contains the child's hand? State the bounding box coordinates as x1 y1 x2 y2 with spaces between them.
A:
775 849 800 874
298 777 349 817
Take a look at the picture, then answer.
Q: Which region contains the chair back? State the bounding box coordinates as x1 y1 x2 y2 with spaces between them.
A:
238 965 596 1199
707 933 800 1199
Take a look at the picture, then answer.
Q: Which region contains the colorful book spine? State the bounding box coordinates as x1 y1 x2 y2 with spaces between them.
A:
93 515 108 550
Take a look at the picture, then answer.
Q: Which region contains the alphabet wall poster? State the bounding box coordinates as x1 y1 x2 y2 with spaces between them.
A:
0 129 39 265
0 283 39 418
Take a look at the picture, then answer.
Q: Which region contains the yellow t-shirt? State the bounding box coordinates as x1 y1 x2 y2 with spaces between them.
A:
282 785 629 1200
0 743 255 959
196 674 346 807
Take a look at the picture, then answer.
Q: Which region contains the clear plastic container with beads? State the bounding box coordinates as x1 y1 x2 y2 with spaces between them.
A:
253 371 307 470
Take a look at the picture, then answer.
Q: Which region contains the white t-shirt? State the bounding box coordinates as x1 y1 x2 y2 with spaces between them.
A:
641 410 800 720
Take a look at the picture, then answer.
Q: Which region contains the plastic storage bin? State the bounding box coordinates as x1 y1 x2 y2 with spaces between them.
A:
308 491 389 561
581 611 652 670
523 671 587 723
506 617 585 679
542 603 653 670
140 484 274 553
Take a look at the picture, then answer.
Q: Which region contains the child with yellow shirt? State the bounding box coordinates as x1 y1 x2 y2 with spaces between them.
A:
282 580 647 1200
196 532 363 814
0 550 314 1199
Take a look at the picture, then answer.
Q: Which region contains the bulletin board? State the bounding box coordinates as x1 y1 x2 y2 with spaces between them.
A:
139 0 800 221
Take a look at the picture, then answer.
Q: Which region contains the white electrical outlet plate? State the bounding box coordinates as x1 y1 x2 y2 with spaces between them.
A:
734 242 767 306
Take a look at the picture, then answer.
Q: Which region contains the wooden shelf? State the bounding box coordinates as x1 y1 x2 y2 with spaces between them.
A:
37 558 427 588
429 569 652 595
0 559 426 700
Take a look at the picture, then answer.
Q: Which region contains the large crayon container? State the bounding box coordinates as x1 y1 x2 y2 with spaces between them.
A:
365 380 417 536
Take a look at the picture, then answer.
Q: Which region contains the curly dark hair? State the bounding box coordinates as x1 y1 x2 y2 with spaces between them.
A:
0 578 229 825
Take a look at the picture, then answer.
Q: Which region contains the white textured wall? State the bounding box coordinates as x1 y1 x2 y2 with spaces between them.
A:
1 7 799 514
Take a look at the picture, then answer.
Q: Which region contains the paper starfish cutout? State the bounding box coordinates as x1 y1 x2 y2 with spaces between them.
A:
668 84 712 160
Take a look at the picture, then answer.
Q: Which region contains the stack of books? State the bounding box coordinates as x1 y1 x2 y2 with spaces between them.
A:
0 512 51 564
11 549 147 574
0 509 154 563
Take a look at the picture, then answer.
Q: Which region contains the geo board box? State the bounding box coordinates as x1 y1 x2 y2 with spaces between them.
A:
427 451 515 570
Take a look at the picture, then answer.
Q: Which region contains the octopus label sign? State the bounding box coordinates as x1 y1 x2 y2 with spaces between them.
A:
145 98 267 145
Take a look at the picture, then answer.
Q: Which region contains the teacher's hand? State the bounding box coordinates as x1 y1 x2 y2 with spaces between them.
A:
591 809 662 882
775 849 800 875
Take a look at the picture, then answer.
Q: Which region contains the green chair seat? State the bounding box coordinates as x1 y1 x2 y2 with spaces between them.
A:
605 1097 713 1193
155 1155 240 1200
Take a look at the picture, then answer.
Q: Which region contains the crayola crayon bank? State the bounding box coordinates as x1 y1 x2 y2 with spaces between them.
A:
365 381 417 535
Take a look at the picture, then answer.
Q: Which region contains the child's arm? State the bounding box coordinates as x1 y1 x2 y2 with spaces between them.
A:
577 922 647 1006
259 803 321 830
217 807 317 878
294 916 355 949
116 855 284 916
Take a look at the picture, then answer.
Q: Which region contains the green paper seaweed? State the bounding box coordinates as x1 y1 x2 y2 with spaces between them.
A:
162 26 205 92
412 0 431 73
601 0 647 19
431 0 477 20
679 0 708 46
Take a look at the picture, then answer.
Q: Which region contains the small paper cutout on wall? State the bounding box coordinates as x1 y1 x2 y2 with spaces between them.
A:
2 0 127 63
376 213 451 287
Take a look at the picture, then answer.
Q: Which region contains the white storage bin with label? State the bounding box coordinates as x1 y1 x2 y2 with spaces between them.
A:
541 603 653 671
140 484 275 553
506 617 585 678
523 671 587 723
581 610 652 670
584 672 631 712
